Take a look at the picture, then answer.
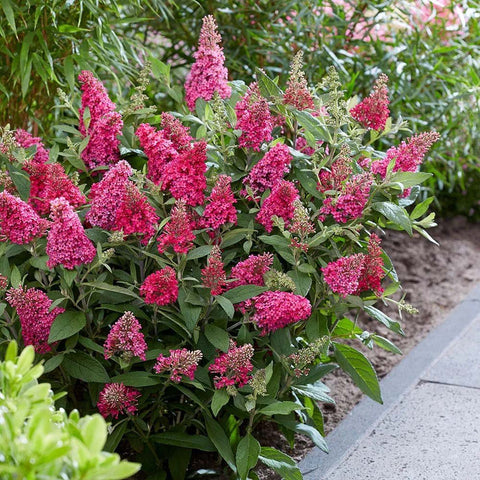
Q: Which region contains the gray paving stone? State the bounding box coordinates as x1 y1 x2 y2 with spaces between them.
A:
423 313 480 388
321 382 480 480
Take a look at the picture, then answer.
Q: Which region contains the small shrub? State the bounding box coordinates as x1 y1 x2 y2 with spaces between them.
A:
0 341 140 479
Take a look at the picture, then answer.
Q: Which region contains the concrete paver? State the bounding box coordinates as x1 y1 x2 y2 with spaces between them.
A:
300 285 480 480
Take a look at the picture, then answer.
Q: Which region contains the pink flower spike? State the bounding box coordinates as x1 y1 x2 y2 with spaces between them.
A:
201 246 227 296
78 71 122 169
140 267 179 306
6 286 65 354
15 129 50 164
97 383 140 419
256 180 299 232
113 182 159 244
350 74 390 131
229 253 273 289
104 311 147 361
157 200 196 255
243 143 292 198
244 291 312 334
154 348 203 383
322 254 366 298
235 82 273 151
185 15 231 110
283 52 315 110
209 341 254 389
46 197 96 270
200 175 237 234
0 191 49 244
86 160 133 230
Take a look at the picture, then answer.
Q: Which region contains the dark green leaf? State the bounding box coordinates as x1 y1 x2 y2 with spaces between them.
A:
222 285 267 304
259 447 302 480
236 434 261 480
205 324 230 352
372 202 412 235
48 311 86 343
63 352 109 383
111 372 163 387
186 245 213 260
258 401 303 416
204 415 236 472
364 306 404 335
333 343 382 404
211 389 230 417
373 335 402 355
151 432 215 452
292 382 334 404
216 295 235 319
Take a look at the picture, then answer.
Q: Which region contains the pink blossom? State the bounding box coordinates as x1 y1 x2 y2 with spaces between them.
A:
229 253 273 289
15 129 49 164
46 197 96 270
295 136 315 156
24 160 86 215
78 71 122 169
6 286 65 354
163 141 207 206
140 267 178 306
243 143 292 198
97 383 140 419
244 291 312 334
256 180 299 232
114 182 159 244
320 173 373 223
201 246 227 296
86 160 133 229
0 191 49 244
157 200 196 254
104 311 147 361
160 113 193 150
322 254 365 298
136 123 179 186
209 341 254 389
350 74 390 131
283 52 315 110
235 82 273 151
370 131 440 178
356 234 385 296
154 348 203 383
185 15 231 110
200 175 237 234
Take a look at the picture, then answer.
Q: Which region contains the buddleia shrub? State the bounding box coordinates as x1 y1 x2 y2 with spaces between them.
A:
0 15 439 480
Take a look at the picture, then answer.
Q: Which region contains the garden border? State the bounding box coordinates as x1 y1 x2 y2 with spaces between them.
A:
299 283 480 478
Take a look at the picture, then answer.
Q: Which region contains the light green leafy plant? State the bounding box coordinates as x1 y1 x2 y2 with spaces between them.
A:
0 341 141 479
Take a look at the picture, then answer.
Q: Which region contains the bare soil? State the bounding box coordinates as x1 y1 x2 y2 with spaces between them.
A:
256 216 480 479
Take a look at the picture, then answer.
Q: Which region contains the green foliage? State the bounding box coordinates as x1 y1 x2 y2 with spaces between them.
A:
0 0 173 132
0 57 438 479
0 341 140 479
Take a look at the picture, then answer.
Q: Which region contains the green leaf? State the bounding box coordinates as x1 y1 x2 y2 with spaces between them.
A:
287 270 312 296
211 389 230 417
216 295 235 319
83 282 140 300
1 0 16 35
205 324 230 352
256 68 283 98
295 110 332 143
10 265 21 288
372 202 412 235
204 415 237 472
410 197 434 220
259 447 302 480
8 167 30 201
150 432 215 452
48 311 86 343
389 171 432 189
43 354 64 373
63 352 109 383
186 245 213 260
179 300 201 333
294 364 337 386
104 421 128 453
364 306 404 335
236 434 261 480
294 424 328 453
258 401 303 416
111 372 163 387
222 285 267 304
333 343 382 404
292 382 334 404
373 335 402 355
